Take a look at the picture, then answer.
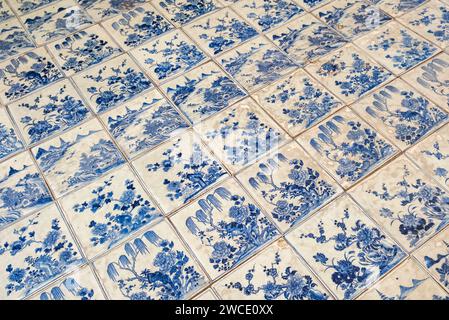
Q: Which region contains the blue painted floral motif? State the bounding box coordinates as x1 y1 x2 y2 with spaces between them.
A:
186 187 278 272
156 0 218 25
409 5 449 46
299 0 328 8
299 208 405 299
106 228 205 300
0 119 23 161
0 20 35 62
368 164 449 248
10 0 58 15
364 84 448 146
40 277 95 300
376 0 427 16
424 240 449 289
0 2 13 23
77 0 146 20
225 251 328 300
421 141 449 186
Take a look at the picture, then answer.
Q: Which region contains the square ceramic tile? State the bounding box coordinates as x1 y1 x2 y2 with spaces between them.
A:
357 259 449 300
194 289 218 300
296 0 333 11
196 97 290 173
8 0 59 15
0 106 24 160
102 3 173 50
31 118 125 198
8 79 92 145
0 18 35 62
184 8 258 56
0 48 63 104
48 25 122 76
170 178 279 279
0 203 85 300
162 61 246 124
60 165 163 259
298 107 398 189
349 155 449 251
267 14 347 66
233 0 305 32
152 0 221 26
402 52 449 113
72 54 153 114
132 130 228 213
20 0 93 45
253 69 344 136
213 238 332 300
218 37 299 93
351 78 448 150
314 0 392 39
100 89 189 158
93 219 208 300
130 29 206 84
371 0 428 17
407 124 449 190
305 44 394 104
355 21 440 76
0 151 52 229
76 0 147 22
237 141 343 232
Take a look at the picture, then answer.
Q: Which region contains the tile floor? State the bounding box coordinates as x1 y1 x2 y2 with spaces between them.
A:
0 0 449 301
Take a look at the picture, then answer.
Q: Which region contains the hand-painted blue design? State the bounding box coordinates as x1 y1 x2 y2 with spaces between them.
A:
0 22 35 62
0 122 23 161
40 277 95 300
375 278 429 300
12 0 58 15
78 0 146 20
409 6 449 45
424 240 449 289
415 57 449 108
0 3 13 23
421 141 449 186
225 251 329 300
156 0 218 25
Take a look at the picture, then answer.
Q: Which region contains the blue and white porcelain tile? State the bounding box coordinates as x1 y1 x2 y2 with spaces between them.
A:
296 0 333 11
47 25 122 76
72 54 153 114
236 141 343 232
101 3 173 50
153 0 221 27
305 43 394 104
0 106 24 161
0 18 35 62
100 89 189 159
218 36 298 93
93 219 208 300
351 78 448 150
285 194 406 300
370 0 428 17
162 61 246 124
184 8 258 56
8 0 59 15
130 29 206 84
20 0 93 45
213 238 332 300
355 21 440 76
132 130 228 213
7 79 92 145
349 155 449 252
253 69 344 136
170 178 279 279
196 97 289 173
0 151 52 229
31 118 125 198
76 0 146 22
60 164 162 259
0 1 14 22
298 107 398 189
357 259 449 300
0 47 63 104
0 203 85 300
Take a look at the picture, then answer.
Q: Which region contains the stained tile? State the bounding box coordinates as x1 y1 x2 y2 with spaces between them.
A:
132 130 228 213
162 61 246 124
0 106 24 161
355 21 440 76
371 0 427 17
0 151 52 229
171 178 279 279
237 141 343 232
0 1 14 23
305 44 393 104
196 97 289 173
253 69 344 136
94 219 207 300
31 118 125 198
60 165 162 259
357 259 449 300
286 195 406 300
0 18 35 62
153 0 221 26
298 107 398 188
349 156 449 251
351 78 448 150
213 238 331 300
218 37 298 93
76 0 147 22
130 29 206 84
102 4 173 50
100 90 189 158
21 0 93 45
0 48 63 104
72 54 153 114
8 79 92 145
0 204 85 300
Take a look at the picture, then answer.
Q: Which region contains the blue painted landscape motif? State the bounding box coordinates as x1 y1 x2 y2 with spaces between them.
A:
10 0 58 15
0 20 35 62
77 0 146 20
423 240 449 290
374 278 438 300
0 113 23 160
421 140 449 186
39 277 95 300
156 0 218 25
